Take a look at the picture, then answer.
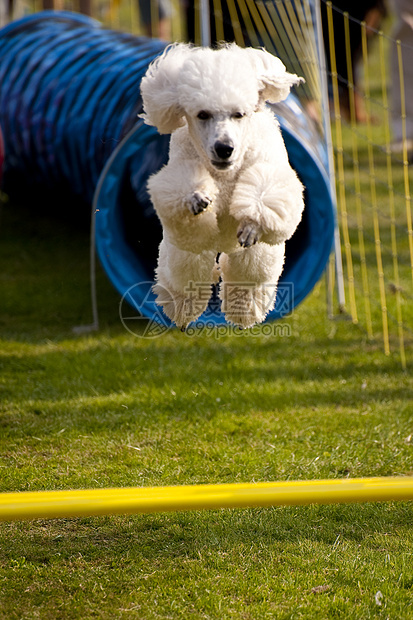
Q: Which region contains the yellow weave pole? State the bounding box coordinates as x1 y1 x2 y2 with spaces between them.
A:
379 32 406 369
361 21 390 356
1 477 413 522
397 39 413 286
344 12 373 339
326 2 358 325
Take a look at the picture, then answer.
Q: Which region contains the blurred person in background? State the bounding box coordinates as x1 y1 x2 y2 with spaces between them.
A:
390 0 413 157
320 0 387 123
138 0 172 40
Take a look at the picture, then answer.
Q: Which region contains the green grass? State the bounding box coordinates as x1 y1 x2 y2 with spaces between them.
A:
1 199 413 619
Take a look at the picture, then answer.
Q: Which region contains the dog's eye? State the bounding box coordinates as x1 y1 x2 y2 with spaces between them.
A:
197 111 211 121
232 112 245 119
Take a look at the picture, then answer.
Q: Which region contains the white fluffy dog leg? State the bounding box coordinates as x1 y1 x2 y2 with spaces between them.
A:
154 239 217 328
230 161 304 247
219 242 286 328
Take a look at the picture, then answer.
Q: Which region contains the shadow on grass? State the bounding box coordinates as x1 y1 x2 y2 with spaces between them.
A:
1 334 411 416
0 500 411 560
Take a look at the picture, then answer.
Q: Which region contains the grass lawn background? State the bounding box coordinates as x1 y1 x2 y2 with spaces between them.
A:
1 197 412 619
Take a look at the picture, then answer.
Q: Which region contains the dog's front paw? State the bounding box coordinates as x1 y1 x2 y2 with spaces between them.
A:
187 191 212 216
237 220 262 247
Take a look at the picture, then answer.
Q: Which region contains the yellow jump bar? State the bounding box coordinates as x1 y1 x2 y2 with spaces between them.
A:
1 477 413 521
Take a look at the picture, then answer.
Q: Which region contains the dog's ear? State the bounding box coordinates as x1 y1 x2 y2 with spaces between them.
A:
245 48 304 104
140 44 189 134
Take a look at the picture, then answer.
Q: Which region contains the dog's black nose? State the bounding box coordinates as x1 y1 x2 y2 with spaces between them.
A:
214 142 234 160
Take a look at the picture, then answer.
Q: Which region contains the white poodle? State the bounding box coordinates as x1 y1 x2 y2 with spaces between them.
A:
140 43 305 329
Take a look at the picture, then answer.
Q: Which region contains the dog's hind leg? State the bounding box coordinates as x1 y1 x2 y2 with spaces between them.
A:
154 239 217 328
218 242 285 328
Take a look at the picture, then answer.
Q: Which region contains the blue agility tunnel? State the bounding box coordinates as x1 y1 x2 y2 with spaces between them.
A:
0 11 335 326
0 126 4 186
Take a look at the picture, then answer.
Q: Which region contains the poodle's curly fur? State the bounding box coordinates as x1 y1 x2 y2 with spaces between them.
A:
140 43 305 328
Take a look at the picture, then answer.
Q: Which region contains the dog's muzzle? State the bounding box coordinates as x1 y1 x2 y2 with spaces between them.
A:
212 141 234 169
